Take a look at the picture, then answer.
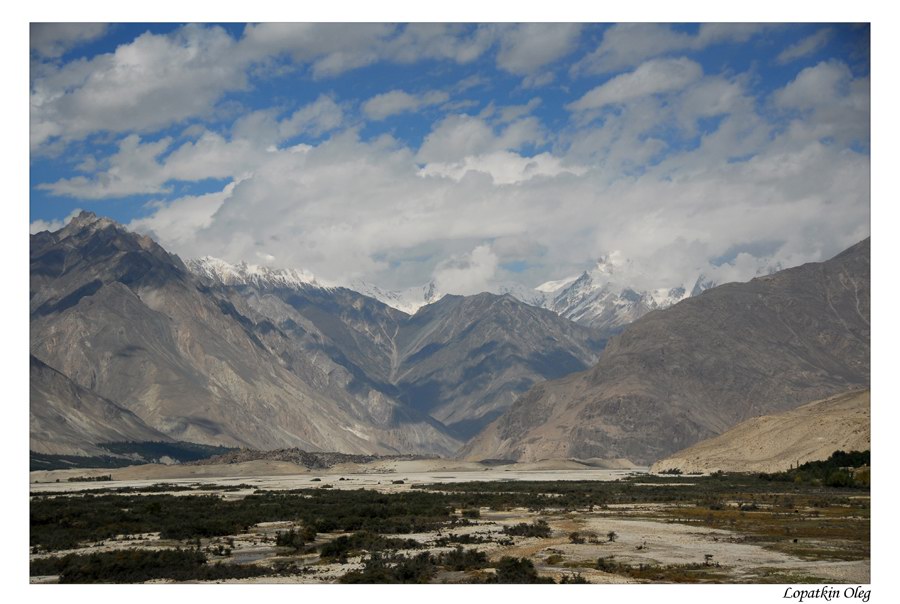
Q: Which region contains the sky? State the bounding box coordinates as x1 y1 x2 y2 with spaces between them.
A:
29 22 871 294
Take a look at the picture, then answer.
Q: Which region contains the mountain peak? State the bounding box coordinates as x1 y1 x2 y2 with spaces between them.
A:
67 210 117 231
186 256 319 289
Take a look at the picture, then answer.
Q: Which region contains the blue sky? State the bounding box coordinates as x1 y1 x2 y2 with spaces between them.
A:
29 23 870 293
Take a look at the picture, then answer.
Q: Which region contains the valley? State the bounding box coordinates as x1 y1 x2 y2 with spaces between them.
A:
29 464 869 584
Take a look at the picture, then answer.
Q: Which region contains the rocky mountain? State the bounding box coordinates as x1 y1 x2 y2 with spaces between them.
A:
649 389 870 474
462 238 870 465
187 258 606 439
537 261 695 336
30 355 171 457
31 213 604 455
30 212 460 455
348 254 715 338
390 293 605 438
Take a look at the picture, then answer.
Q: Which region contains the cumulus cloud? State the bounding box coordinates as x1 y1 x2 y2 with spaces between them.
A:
279 95 345 138
417 115 544 163
567 57 703 112
126 104 868 297
432 245 499 295
495 23 583 75
777 28 833 64
774 60 870 147
572 23 767 76
39 130 265 199
30 23 108 58
39 135 175 199
31 24 870 299
127 182 239 247
362 90 449 121
419 150 585 185
29 24 483 151
31 25 247 149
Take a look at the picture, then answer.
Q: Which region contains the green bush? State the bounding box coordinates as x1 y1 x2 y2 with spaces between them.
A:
488 557 554 584
29 548 269 583
436 546 488 571
339 552 435 584
503 519 552 538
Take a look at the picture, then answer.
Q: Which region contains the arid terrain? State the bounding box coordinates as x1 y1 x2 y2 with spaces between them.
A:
30 461 869 584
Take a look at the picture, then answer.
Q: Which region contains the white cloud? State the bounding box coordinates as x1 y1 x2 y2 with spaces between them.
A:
31 25 869 300
29 24 500 151
432 245 499 295
123 106 868 298
774 60 869 147
572 23 767 76
568 58 703 112
39 130 265 199
279 95 345 138
238 23 497 79
362 90 449 121
777 28 834 64
128 183 238 247
30 23 108 58
419 150 584 185
495 23 582 75
39 135 174 199
31 25 247 149
417 115 544 163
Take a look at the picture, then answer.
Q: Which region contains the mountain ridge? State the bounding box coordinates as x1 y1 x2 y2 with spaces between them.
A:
31 212 606 454
461 238 870 464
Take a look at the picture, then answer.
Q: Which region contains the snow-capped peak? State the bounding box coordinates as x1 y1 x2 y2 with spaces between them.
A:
186 256 320 289
349 280 443 315
535 273 581 294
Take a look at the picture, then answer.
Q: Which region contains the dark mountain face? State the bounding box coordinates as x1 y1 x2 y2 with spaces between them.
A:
391 293 606 438
201 280 606 441
462 239 870 465
30 212 604 454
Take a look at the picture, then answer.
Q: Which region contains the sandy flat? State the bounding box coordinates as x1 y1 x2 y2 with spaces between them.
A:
30 462 644 495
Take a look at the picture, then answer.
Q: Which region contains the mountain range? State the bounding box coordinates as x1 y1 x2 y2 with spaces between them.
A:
30 213 604 455
29 212 870 468
462 238 870 465
352 256 716 337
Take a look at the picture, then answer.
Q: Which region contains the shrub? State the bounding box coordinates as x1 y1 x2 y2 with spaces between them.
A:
437 546 488 571
503 520 552 538
488 557 554 584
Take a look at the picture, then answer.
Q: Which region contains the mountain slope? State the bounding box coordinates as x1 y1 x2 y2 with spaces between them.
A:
648 389 870 474
462 238 870 464
30 212 460 455
392 293 606 438
30 355 171 456
188 257 606 439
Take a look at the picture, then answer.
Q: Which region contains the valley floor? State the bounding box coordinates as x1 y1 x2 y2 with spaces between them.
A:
29 462 869 584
